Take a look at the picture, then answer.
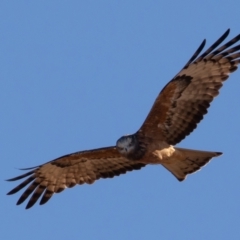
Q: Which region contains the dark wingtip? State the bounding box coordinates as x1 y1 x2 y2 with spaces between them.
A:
222 29 230 39
39 190 54 205
16 198 25 206
183 38 206 68
177 177 185 182
6 170 35 182
216 152 223 156
7 189 16 195
18 165 40 171
25 202 34 209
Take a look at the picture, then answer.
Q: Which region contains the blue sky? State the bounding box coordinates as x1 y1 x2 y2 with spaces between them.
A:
1 1 240 240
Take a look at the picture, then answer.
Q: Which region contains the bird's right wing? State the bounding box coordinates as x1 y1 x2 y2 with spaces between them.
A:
7 146 145 209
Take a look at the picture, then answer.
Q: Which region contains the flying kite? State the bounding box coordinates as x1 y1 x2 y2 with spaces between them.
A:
7 29 240 209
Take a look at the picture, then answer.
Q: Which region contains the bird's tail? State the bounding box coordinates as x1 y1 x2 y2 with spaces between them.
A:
161 147 222 181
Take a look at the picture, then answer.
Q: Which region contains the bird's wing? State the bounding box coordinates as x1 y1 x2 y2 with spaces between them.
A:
7 146 145 209
138 29 240 145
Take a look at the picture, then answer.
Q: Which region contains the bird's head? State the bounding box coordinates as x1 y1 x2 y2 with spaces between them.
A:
116 134 146 160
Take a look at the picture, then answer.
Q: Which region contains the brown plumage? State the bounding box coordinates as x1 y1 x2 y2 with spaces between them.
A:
139 29 240 144
7 147 145 209
7 29 240 209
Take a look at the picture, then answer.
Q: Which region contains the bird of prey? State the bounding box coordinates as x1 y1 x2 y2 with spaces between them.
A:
7 29 240 209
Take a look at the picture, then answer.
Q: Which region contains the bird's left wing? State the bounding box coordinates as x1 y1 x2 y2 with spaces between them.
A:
7 146 145 209
138 29 240 145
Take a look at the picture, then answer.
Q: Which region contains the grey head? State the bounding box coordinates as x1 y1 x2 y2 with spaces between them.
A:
116 134 146 160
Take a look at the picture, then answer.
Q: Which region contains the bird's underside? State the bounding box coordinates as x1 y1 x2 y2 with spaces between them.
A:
7 29 240 209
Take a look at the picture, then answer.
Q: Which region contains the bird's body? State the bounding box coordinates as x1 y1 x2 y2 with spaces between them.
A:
116 133 221 180
7 29 240 209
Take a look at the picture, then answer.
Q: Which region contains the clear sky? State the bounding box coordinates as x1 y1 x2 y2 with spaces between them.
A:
1 1 240 240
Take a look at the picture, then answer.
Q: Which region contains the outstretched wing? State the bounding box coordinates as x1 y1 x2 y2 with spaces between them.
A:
139 29 240 145
7 147 145 209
